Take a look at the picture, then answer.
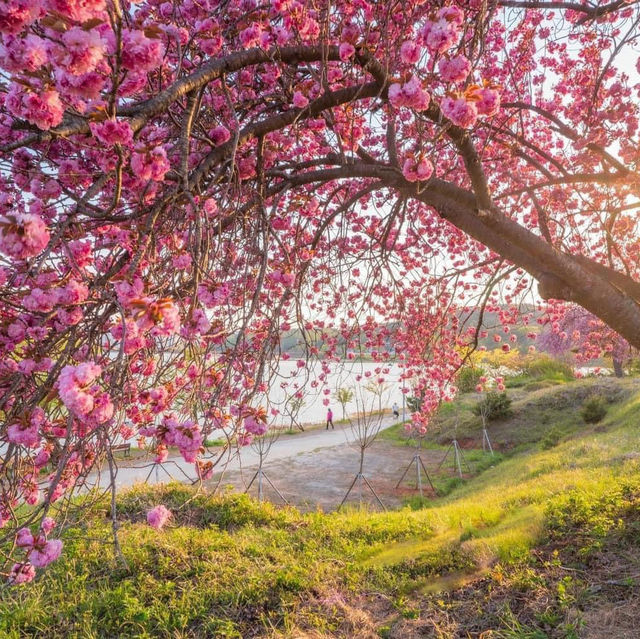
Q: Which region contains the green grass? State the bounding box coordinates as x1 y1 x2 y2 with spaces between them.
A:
383 376 637 452
3 379 640 637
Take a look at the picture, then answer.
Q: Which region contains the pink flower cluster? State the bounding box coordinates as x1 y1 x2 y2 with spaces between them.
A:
441 85 501 128
22 279 88 316
147 505 172 530
10 520 63 584
293 91 309 108
419 5 464 54
388 76 430 111
0 212 49 259
5 84 64 131
58 362 114 424
58 27 105 75
268 269 295 287
160 415 203 462
402 156 434 182
209 125 231 146
243 411 268 436
121 29 163 72
6 408 45 448
131 146 171 182
180 308 211 339
46 0 105 23
90 119 134 147
400 40 422 65
441 95 478 128
438 55 472 84
0 0 40 35
473 86 501 117
198 282 231 307
0 34 48 72
139 386 169 414
110 318 147 354
133 297 181 336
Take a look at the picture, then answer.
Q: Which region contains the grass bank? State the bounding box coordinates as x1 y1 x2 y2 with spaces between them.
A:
2 378 640 637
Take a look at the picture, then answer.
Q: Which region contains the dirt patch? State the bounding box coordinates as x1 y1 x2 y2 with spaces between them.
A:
207 440 443 512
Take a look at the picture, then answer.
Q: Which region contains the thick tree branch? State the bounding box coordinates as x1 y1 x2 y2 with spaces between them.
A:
273 161 640 349
498 1 639 20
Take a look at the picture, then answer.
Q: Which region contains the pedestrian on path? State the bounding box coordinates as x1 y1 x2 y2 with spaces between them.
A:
392 402 400 419
326 407 334 430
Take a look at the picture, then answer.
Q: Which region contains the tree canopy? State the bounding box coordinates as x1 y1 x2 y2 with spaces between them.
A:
1 0 640 580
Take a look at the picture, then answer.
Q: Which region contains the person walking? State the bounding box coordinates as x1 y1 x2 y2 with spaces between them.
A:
326 407 334 430
392 402 400 419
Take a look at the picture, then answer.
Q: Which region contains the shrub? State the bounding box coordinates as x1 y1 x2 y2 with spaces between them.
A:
522 354 574 382
581 396 608 424
472 392 513 421
457 366 485 393
541 427 562 450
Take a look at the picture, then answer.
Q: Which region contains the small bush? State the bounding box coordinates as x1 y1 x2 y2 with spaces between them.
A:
457 366 485 393
472 392 513 421
541 427 562 450
522 354 574 382
581 395 608 424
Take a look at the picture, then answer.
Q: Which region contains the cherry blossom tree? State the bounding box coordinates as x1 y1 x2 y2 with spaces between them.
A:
1 0 640 579
538 306 634 376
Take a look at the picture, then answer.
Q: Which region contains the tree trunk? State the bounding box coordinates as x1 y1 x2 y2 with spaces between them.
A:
613 358 624 378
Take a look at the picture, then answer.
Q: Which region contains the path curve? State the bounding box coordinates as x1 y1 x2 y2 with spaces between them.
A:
103 416 400 489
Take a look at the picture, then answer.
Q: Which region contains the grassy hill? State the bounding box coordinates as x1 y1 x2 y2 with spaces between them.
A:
2 378 640 638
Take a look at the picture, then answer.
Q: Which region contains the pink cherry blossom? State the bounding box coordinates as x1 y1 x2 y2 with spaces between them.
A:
420 10 462 54
293 91 309 108
41 517 56 535
388 76 430 111
339 42 355 61
147 504 172 530
45 0 105 22
402 157 434 182
0 212 49 259
400 40 421 65
29 538 63 568
90 119 134 146
474 87 501 116
9 562 35 585
0 0 40 34
440 96 478 128
438 55 472 83
121 29 163 72
0 34 48 72
134 297 181 336
58 27 105 75
58 363 112 423
131 146 171 182
209 125 231 146
16 528 34 547
239 23 262 48
5 84 64 131
7 421 40 448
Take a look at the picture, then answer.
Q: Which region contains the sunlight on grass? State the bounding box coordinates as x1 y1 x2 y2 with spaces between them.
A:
359 387 640 581
2 381 640 638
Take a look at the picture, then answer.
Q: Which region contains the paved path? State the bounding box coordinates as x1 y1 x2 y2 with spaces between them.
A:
104 415 400 489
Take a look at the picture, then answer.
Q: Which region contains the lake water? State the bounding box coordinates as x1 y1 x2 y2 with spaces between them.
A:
258 360 408 426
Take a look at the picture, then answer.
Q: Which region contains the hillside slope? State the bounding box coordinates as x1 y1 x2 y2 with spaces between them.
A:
2 379 640 638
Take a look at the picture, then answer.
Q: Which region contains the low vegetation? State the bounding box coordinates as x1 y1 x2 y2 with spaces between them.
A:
580 395 608 424
472 391 513 421
2 378 640 637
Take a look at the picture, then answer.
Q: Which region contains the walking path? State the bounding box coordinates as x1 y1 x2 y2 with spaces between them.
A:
104 415 401 489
